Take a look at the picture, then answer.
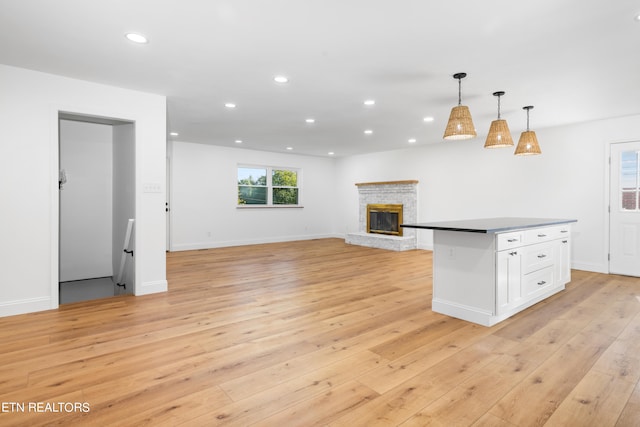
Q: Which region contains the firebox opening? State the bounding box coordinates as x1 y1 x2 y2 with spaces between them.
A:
367 204 403 236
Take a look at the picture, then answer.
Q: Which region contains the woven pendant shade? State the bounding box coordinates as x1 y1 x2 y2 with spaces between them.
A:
443 105 477 140
514 105 541 156
484 91 513 148
443 73 476 140
484 119 514 148
514 131 541 155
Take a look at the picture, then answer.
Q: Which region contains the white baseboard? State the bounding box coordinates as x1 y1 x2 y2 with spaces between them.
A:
417 242 434 251
571 261 607 274
0 296 52 318
136 280 168 296
170 233 339 252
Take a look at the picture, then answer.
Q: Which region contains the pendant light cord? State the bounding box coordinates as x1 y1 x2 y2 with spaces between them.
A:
522 105 534 131
452 72 467 107
497 94 501 119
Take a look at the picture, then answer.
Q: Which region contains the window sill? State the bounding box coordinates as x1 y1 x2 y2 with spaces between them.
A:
236 205 304 209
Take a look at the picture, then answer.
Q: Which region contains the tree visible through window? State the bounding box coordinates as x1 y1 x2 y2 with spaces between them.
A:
237 167 267 204
238 166 300 206
272 169 298 204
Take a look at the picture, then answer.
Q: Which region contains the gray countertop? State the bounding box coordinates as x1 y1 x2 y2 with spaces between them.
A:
400 217 577 234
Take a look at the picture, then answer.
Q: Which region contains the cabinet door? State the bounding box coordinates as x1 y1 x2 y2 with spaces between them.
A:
556 238 571 285
496 249 523 314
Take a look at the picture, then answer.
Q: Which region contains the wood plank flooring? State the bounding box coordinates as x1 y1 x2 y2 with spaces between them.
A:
1 238 639 426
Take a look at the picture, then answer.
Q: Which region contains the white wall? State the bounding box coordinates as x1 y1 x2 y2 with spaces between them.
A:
334 114 640 274
170 141 337 250
0 64 167 317
59 119 113 281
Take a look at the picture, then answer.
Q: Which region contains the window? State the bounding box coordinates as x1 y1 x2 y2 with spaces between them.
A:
237 167 267 205
621 150 640 211
238 165 300 206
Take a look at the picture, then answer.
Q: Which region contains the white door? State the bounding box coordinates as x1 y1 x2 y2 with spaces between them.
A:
166 156 171 251
610 141 640 276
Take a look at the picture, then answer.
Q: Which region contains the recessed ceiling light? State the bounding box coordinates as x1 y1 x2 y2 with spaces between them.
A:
635 13 640 22
408 138 417 143
274 75 289 83
423 116 435 122
328 152 335 156
235 140 243 144
364 129 373 135
286 146 294 151
224 103 236 109
169 132 178 136
364 100 376 106
125 33 148 44
305 118 315 123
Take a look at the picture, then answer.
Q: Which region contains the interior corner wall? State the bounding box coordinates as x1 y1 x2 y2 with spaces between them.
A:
59 119 113 282
113 123 136 293
334 114 640 274
170 141 337 250
0 64 167 317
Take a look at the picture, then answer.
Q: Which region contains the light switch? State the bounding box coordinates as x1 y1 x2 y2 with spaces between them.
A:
143 182 162 193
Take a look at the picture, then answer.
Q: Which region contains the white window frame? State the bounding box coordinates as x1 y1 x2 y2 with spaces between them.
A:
237 164 302 208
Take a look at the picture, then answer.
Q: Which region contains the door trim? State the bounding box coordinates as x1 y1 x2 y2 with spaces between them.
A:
52 106 137 308
608 139 640 275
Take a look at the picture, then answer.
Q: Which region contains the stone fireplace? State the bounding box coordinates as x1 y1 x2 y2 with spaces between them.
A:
345 180 418 251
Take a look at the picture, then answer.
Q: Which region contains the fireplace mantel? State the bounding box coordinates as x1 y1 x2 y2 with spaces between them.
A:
355 180 419 187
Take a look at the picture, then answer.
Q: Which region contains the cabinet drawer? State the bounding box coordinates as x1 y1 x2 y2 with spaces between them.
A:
556 226 571 240
522 242 555 274
523 226 556 244
496 231 524 250
523 266 554 298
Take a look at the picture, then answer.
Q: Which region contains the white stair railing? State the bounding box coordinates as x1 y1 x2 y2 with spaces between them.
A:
115 219 134 289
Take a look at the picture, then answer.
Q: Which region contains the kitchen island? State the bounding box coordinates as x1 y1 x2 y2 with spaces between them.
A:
401 217 577 326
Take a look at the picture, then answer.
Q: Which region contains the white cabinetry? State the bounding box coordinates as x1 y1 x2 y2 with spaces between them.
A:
431 223 572 326
496 248 523 314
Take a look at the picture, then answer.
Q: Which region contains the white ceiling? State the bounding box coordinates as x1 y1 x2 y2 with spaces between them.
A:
1 0 639 157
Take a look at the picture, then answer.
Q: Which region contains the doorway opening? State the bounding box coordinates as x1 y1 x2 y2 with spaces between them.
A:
58 112 136 303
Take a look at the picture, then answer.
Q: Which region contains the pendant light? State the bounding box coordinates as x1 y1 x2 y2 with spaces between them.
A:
443 73 476 140
484 91 514 148
514 106 542 155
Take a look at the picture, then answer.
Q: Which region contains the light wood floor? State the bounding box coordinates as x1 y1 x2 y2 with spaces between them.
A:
1 238 639 426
